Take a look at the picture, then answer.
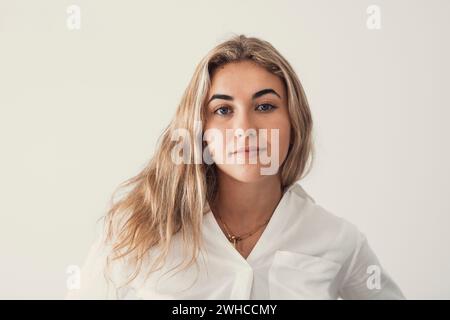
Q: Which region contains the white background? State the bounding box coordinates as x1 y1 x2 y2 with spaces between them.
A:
0 0 449 299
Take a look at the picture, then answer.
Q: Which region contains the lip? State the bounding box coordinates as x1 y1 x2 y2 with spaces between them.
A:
231 146 266 154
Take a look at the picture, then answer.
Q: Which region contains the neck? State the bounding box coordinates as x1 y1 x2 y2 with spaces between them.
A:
211 172 283 235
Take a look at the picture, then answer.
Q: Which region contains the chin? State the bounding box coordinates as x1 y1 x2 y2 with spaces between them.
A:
219 164 276 183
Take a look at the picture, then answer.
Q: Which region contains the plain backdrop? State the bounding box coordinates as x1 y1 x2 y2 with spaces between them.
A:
0 0 449 299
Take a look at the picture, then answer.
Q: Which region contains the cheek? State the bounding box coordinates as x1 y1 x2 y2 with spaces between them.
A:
203 126 227 159
266 117 291 152
266 127 290 163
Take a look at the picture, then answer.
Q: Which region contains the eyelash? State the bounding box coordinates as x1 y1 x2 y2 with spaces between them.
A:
213 103 278 116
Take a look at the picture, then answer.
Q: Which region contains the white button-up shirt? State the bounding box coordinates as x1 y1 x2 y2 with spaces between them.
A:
66 183 405 300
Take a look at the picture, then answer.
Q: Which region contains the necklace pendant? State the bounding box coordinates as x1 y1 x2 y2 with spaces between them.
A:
229 235 238 247
235 236 242 248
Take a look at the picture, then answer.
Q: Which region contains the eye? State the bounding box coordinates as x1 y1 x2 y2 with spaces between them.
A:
214 106 232 116
256 103 277 112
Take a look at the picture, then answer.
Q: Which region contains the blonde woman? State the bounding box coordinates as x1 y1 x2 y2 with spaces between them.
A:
66 35 405 300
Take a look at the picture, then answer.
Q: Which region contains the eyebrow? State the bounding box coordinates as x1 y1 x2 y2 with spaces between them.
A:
206 88 281 105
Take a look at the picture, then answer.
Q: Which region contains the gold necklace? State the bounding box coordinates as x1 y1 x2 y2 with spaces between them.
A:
215 211 272 248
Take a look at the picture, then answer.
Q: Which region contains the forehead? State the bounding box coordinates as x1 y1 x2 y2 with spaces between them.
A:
208 60 286 99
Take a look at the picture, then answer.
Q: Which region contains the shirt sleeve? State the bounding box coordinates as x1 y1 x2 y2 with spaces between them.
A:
64 223 131 300
338 232 406 300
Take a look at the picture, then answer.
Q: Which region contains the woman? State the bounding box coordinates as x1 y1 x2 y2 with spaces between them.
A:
66 35 405 300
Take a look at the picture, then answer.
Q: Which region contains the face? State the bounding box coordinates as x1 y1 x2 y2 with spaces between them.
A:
204 60 291 183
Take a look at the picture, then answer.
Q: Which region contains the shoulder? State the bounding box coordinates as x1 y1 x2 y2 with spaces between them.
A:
65 218 138 299
284 183 364 263
281 184 405 299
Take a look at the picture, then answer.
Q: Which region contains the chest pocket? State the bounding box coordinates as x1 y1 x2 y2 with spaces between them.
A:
268 250 342 299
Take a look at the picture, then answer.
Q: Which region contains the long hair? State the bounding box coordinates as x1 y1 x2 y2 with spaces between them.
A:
102 34 315 294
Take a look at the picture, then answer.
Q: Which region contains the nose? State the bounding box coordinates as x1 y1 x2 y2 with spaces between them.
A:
232 108 258 143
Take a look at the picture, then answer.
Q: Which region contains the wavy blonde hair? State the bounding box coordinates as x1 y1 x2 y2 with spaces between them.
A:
102 34 315 295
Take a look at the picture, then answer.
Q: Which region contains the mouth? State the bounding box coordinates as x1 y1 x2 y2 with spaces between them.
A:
231 146 267 155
